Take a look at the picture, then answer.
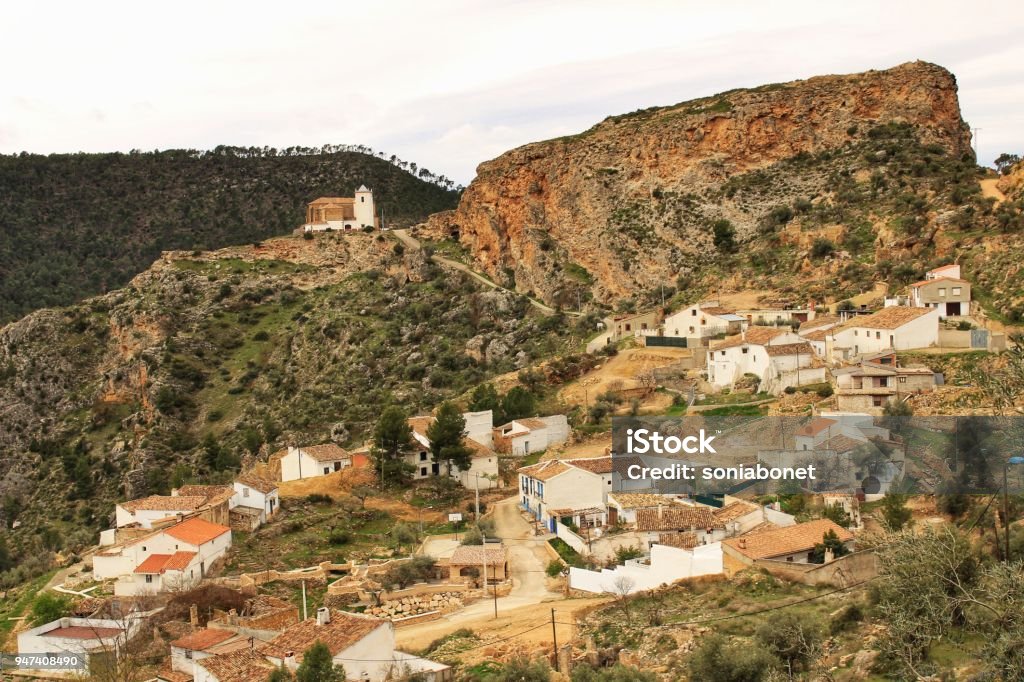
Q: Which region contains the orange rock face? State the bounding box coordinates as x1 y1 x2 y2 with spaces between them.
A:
437 62 971 305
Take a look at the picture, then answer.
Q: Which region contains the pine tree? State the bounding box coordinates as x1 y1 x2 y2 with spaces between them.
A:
295 641 345 682
427 402 471 474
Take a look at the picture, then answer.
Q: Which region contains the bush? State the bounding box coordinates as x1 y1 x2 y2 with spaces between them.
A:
829 602 864 634
305 493 333 505
816 384 834 398
810 238 836 259
328 529 351 545
755 611 822 671
546 560 564 578
688 634 776 682
303 232 314 240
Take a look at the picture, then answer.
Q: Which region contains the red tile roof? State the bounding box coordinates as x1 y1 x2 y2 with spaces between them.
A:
846 306 935 330
42 625 123 640
236 471 278 494
723 519 854 560
635 506 722 531
171 628 236 651
299 444 350 462
712 326 789 351
195 648 275 682
134 551 197 574
266 611 385 659
164 517 230 546
119 495 207 512
909 276 968 288
794 417 837 437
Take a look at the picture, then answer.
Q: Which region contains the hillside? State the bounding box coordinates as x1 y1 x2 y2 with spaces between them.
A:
0 232 579 581
0 147 460 323
422 62 1024 321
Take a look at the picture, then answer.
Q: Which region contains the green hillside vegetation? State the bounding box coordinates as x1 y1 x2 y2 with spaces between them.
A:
0 146 460 323
0 238 585 585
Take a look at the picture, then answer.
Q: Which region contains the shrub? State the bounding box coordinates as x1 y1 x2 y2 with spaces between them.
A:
688 634 776 682
816 384 834 398
328 530 351 545
755 611 822 672
305 493 333 505
810 238 836 259
829 602 864 634
546 560 564 578
302 232 314 240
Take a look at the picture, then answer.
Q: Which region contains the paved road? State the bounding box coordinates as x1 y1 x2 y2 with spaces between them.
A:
392 229 579 317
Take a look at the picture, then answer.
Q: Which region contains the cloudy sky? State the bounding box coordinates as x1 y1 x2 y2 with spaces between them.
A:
2 0 1022 183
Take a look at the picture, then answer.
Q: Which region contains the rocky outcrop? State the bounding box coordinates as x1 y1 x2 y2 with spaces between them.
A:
437 61 972 304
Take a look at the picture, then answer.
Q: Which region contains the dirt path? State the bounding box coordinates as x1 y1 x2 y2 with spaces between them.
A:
980 178 1006 204
395 498 566 649
391 230 578 317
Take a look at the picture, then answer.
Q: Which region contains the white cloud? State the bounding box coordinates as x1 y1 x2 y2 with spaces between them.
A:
1 0 1022 182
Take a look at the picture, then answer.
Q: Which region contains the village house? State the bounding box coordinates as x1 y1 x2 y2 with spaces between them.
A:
301 186 377 232
662 301 749 342
406 410 500 489
168 628 252 679
191 647 278 682
833 357 937 413
518 456 646 532
824 306 939 361
634 504 727 546
114 495 210 530
92 517 232 596
492 414 569 456
17 613 154 674
606 492 682 525
262 608 451 682
230 471 280 530
278 444 351 482
721 518 854 574
906 264 971 317
735 305 814 326
448 544 508 584
706 326 826 394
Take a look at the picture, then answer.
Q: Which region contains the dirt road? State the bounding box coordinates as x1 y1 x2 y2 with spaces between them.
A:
395 498 570 650
391 230 578 317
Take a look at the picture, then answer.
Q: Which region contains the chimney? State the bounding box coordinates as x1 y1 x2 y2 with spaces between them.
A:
189 604 199 627
227 608 238 625
284 651 296 668
738 538 747 550
824 547 835 564
316 607 331 626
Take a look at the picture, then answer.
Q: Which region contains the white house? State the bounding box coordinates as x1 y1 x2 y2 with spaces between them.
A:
406 410 500 489
706 326 824 394
663 301 748 341
735 306 814 326
279 444 351 482
231 471 280 526
492 415 569 456
169 628 248 678
115 495 209 529
302 187 376 232
92 517 232 596
261 608 450 682
17 614 152 674
518 456 646 532
826 306 939 360
903 264 971 317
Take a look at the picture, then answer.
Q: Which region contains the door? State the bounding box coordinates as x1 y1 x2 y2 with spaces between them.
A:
947 302 961 316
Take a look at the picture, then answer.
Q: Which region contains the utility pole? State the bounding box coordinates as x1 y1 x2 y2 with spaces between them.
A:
1004 463 1011 563
551 608 559 672
301 580 308 621
474 474 481 521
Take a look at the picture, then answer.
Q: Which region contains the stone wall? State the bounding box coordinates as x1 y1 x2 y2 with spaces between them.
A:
752 549 878 587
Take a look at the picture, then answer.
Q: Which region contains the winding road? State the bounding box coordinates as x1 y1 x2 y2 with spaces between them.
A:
391 229 579 317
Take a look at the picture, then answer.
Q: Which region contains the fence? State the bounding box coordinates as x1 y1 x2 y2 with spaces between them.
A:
643 336 688 348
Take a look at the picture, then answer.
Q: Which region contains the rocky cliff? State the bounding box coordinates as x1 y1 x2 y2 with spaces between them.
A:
428 61 973 306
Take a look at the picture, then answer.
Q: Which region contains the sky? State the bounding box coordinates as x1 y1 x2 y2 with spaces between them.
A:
2 0 1022 184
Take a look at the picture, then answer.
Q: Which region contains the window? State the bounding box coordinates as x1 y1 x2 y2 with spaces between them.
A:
720 351 726 357
185 650 193 660
876 331 881 340
625 323 632 331
938 288 946 297
145 575 153 583
741 347 748 354
898 376 907 383
873 396 884 407
242 487 250 497
952 287 962 296
853 330 858 336
691 309 697 316
142 546 146 552
420 467 428 476
688 326 695 334
323 467 330 475
360 196 365 202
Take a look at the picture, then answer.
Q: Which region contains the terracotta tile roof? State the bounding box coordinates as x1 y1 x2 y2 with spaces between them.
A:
711 326 788 351
266 611 385 659
175 485 234 504
195 647 275 682
134 551 196 574
309 197 355 205
42 625 123 640
822 434 862 454
517 417 549 430
450 544 507 566
764 342 814 357
155 666 193 682
794 417 837 437
799 316 841 331
236 471 278 494
119 495 207 512
847 306 935 330
608 493 678 509
164 517 231 546
701 306 736 316
567 456 644 475
299 444 350 462
635 506 722 531
171 628 237 651
723 519 853 560
518 460 570 481
801 328 830 341
909 276 968 287
464 437 494 458
657 531 700 549
712 501 759 523
928 264 960 275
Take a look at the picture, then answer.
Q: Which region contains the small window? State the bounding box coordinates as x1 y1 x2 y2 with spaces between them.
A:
876 331 881 340
145 575 153 583
323 467 330 475
952 287 962 296
853 330 858 337
142 546 146 552
420 467 428 476
873 396 884 406
243 487 250 497
898 376 907 383
720 351 726 357
741 347 748 354
691 309 697 316
938 288 946 297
